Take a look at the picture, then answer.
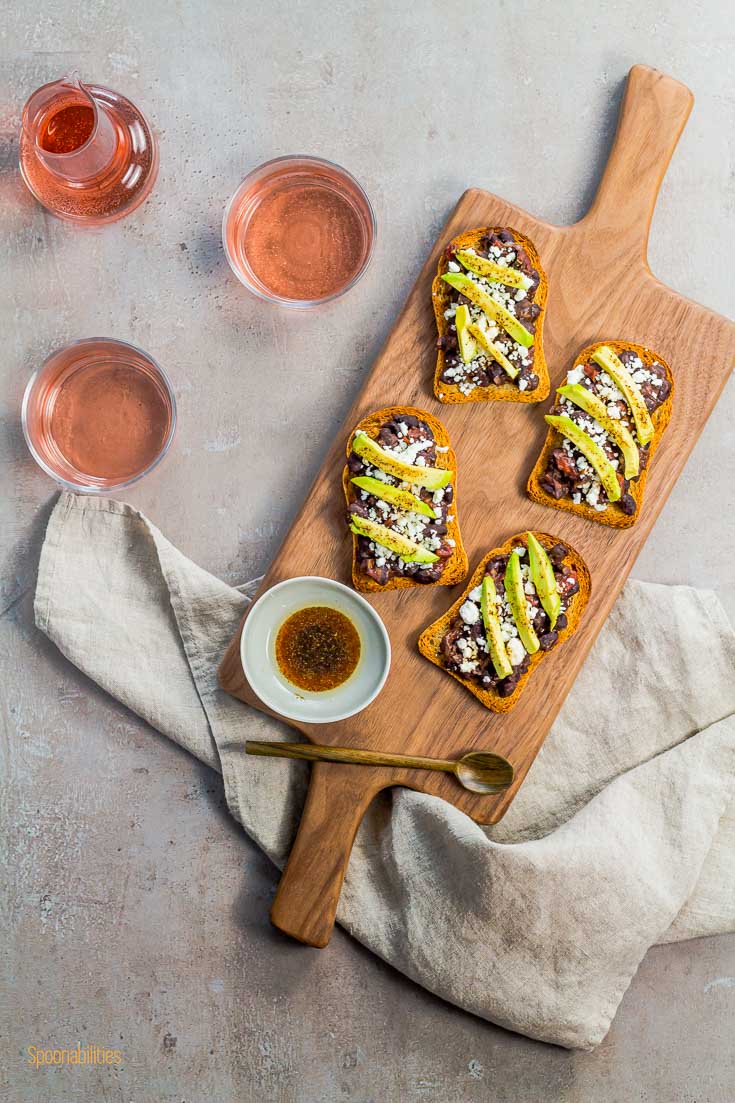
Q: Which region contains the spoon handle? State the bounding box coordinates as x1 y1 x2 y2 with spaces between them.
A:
245 740 457 774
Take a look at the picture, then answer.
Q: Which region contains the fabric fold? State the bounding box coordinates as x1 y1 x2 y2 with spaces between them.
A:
35 492 735 1049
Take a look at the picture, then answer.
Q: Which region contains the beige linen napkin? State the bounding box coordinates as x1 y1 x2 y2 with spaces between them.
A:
35 493 735 1050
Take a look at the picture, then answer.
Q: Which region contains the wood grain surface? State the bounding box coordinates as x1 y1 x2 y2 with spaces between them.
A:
219 65 735 946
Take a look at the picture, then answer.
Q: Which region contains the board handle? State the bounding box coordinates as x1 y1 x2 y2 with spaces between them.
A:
581 64 693 260
270 761 384 947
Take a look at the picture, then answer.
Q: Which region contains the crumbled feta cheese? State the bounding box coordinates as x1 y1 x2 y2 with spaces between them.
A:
459 600 480 625
507 638 526 667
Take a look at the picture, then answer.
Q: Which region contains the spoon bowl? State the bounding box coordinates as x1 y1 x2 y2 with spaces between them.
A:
455 751 515 794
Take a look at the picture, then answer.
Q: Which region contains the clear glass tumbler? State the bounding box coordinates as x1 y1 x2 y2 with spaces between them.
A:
22 338 176 493
223 155 376 307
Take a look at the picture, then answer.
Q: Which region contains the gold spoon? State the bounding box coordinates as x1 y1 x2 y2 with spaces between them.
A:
245 741 514 794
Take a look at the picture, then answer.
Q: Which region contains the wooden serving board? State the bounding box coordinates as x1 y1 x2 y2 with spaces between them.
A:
220 66 735 947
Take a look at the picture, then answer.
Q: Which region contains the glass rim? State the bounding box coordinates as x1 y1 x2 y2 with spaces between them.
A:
221 154 377 309
21 337 177 494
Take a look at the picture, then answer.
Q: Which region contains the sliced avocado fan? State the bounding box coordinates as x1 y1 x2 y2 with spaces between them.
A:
480 575 513 679
455 250 533 291
504 550 540 655
352 432 452 491
558 383 640 480
526 532 560 630
349 514 439 564
590 346 655 446
441 272 534 348
545 414 622 503
350 476 435 518
467 322 519 380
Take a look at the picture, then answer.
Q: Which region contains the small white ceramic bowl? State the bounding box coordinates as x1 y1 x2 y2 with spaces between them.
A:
240 576 391 724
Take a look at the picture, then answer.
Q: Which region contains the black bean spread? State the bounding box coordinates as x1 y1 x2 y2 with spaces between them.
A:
438 230 542 395
540 349 671 515
275 606 360 692
347 414 455 586
441 543 579 697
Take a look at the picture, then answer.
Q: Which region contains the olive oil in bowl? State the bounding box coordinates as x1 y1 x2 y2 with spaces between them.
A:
240 577 390 724
275 607 361 693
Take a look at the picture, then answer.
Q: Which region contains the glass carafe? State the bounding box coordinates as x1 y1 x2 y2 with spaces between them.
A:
19 73 158 225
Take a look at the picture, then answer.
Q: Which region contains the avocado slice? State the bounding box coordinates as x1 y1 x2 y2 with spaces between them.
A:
480 575 513 679
441 272 534 348
590 346 655 446
455 250 532 291
467 322 519 380
526 532 560 630
455 304 478 364
349 515 439 564
351 476 435 518
545 414 622 503
504 551 540 655
352 432 452 490
558 383 640 480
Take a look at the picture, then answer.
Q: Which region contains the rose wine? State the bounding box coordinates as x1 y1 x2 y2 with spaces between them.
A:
23 339 175 491
224 156 375 305
39 103 95 154
19 75 158 225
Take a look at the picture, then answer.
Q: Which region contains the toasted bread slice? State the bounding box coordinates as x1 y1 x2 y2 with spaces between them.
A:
431 226 549 404
344 406 468 593
418 532 591 712
527 340 674 528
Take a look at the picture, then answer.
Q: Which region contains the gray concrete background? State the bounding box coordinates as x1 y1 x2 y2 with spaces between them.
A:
2 1 735 1100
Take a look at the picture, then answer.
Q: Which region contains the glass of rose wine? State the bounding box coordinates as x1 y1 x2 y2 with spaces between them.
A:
222 155 376 307
22 339 176 493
